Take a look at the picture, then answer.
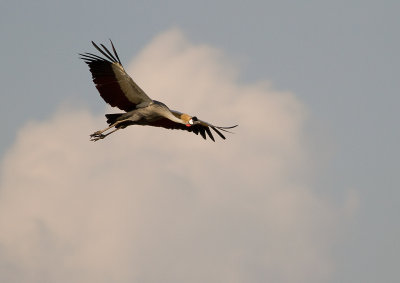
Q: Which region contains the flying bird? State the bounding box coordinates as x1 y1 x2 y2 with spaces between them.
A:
80 40 238 142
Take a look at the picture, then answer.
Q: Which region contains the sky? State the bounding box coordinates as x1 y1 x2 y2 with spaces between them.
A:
0 1 399 282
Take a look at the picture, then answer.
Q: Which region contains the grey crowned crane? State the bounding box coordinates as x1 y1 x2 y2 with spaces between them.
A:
80 40 238 142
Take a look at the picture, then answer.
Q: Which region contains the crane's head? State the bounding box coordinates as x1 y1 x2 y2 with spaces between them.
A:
186 116 198 127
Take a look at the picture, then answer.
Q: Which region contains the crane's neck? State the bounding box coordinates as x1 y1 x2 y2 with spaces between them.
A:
152 100 188 125
165 110 188 125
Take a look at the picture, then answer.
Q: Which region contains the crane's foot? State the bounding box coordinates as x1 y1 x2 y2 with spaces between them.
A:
90 133 105 142
90 130 103 137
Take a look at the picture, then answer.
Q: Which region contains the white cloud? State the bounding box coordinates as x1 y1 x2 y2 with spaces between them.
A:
0 28 348 282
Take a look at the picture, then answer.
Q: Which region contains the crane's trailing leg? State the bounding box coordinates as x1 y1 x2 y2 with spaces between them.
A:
90 127 122 142
90 119 131 141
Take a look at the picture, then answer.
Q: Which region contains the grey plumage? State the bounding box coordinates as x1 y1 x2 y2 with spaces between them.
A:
80 40 237 142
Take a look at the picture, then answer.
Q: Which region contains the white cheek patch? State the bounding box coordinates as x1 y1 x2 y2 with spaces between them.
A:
189 119 193 125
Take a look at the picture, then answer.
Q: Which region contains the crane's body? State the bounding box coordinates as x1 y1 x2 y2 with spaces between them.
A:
80 40 237 142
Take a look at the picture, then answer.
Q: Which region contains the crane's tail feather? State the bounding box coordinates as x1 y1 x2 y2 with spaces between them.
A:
105 113 124 125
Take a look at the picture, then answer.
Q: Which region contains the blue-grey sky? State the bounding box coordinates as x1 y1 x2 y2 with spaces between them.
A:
0 1 399 282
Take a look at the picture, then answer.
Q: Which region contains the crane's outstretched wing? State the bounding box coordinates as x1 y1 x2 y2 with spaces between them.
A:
149 111 238 141
80 40 152 112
